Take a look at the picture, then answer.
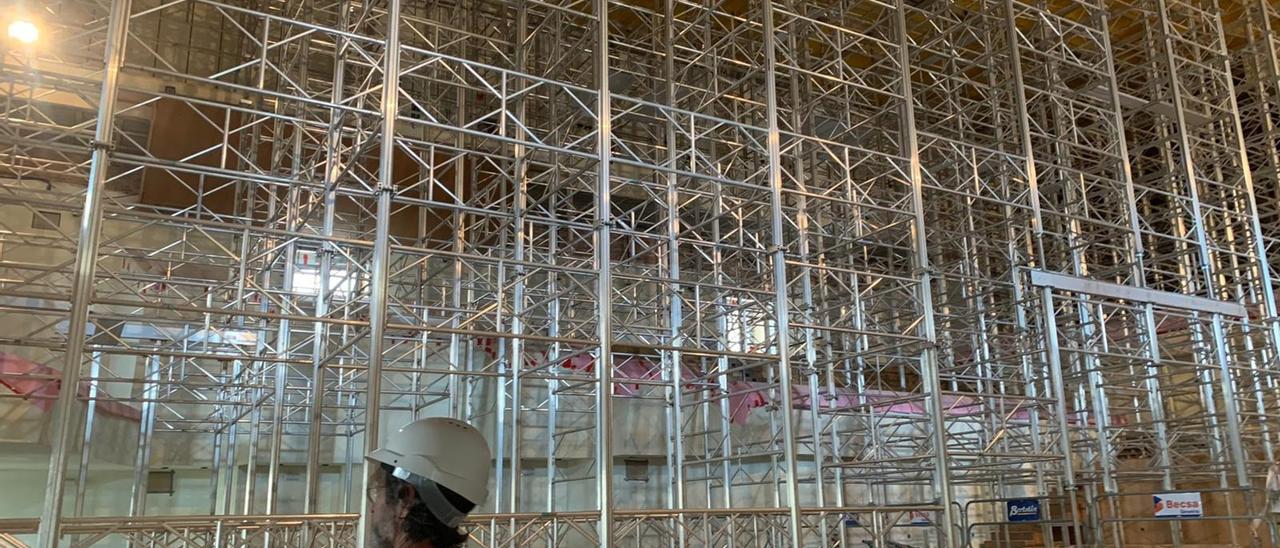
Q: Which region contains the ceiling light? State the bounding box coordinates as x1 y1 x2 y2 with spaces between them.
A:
7 20 39 44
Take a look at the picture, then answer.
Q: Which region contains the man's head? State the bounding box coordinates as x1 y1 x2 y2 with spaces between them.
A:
367 463 476 547
366 418 491 548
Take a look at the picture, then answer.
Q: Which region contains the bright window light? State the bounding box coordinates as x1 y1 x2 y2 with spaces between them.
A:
7 20 39 44
292 268 356 298
725 297 773 354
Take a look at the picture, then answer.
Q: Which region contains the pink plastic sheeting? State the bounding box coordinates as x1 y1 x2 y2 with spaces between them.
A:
708 382 1123 426
0 352 142 421
476 337 696 396
472 340 1122 426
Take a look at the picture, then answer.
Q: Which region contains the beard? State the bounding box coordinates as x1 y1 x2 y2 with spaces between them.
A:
369 520 396 548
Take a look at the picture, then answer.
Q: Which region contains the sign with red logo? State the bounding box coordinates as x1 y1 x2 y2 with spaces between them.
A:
1154 492 1203 518
907 511 932 526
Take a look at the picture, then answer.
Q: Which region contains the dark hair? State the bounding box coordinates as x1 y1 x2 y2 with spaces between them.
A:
379 463 475 547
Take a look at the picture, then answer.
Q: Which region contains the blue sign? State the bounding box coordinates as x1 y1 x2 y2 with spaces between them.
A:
907 512 932 526
1007 499 1042 522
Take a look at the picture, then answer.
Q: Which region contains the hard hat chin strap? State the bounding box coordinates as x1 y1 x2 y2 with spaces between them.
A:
391 466 468 528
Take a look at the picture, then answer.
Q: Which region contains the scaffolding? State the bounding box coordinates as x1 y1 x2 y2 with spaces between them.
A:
1 0 1280 547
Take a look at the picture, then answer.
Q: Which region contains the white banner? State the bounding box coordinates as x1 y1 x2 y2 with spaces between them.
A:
1153 492 1203 518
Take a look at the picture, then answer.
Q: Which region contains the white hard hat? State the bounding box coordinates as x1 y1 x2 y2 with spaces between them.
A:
367 417 491 524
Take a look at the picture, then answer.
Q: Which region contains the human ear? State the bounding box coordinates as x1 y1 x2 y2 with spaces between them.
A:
397 484 416 519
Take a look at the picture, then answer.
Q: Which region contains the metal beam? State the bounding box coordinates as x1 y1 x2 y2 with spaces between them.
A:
1028 269 1248 317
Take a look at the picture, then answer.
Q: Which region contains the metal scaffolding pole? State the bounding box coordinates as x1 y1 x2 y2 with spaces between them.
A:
594 0 615 544
35 0 132 544
894 0 957 543
759 1 804 544
303 0 351 512
356 0 401 543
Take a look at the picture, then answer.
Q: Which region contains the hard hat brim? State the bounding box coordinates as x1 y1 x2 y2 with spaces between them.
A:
366 447 404 468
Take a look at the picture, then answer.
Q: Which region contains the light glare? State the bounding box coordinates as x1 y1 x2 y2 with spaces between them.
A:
8 20 39 44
